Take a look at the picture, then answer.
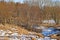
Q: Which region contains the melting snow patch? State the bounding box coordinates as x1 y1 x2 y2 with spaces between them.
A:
0 30 6 36
11 33 19 36
42 19 56 24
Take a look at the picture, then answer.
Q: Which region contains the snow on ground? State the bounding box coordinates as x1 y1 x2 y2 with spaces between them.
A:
0 24 59 40
0 30 58 40
42 19 56 24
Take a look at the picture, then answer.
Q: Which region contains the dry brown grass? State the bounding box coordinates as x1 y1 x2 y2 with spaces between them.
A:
0 24 29 34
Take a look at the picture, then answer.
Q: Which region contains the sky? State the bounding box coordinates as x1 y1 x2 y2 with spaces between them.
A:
4 0 24 3
3 0 60 3
14 0 60 3
14 0 24 3
52 0 60 2
14 0 60 2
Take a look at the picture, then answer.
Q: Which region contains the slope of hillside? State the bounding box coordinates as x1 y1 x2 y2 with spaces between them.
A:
0 24 29 35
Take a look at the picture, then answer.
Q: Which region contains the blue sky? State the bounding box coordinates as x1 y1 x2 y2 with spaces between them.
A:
4 0 24 3
14 0 24 3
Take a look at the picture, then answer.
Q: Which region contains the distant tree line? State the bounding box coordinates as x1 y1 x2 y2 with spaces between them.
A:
0 1 60 31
